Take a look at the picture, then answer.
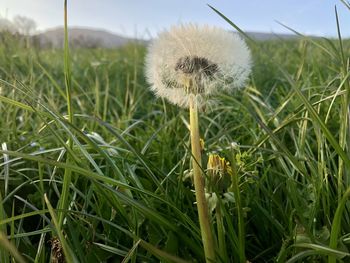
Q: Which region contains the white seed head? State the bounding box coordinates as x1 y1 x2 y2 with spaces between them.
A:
145 23 252 108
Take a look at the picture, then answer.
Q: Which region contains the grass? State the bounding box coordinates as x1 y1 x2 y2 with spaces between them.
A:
0 3 350 262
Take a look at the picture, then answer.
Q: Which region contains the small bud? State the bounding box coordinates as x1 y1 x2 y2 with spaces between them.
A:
206 153 231 193
200 138 205 152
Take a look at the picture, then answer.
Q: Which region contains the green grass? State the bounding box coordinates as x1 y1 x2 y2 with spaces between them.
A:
0 5 350 262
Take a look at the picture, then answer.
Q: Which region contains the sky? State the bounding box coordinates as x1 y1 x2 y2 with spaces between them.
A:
1 0 350 38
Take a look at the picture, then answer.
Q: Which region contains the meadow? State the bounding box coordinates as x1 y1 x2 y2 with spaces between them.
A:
1 6 350 263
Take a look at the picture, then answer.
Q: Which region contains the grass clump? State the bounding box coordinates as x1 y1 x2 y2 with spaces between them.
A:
0 4 350 262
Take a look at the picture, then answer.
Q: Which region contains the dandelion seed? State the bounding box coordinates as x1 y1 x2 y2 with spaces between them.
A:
145 23 252 107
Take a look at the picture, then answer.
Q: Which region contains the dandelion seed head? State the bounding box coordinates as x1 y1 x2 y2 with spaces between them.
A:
145 23 252 108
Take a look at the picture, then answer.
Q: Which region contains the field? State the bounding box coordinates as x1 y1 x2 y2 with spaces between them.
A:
1 11 350 263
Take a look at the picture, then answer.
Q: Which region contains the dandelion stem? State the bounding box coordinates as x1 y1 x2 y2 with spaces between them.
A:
189 96 215 262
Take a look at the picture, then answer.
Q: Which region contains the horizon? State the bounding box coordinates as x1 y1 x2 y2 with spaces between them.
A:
32 25 330 40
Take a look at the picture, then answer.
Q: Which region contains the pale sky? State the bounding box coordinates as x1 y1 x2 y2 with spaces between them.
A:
1 0 350 38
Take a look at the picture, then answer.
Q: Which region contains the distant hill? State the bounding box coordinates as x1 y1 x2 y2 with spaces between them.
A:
245 31 298 41
33 27 145 48
32 27 298 48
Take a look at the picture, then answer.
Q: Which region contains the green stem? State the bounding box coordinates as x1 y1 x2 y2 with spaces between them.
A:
216 202 227 262
58 0 73 228
329 187 350 263
230 152 246 263
189 97 215 262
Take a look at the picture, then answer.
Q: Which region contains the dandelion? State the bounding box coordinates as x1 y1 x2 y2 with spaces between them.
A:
145 23 251 262
145 23 251 108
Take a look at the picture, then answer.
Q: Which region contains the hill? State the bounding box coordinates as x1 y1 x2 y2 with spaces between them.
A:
33 27 144 48
32 27 297 48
